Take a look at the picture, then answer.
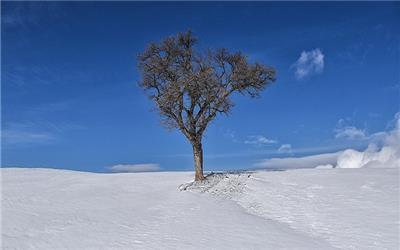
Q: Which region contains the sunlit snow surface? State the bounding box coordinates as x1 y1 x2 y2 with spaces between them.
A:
2 168 399 249
184 169 399 250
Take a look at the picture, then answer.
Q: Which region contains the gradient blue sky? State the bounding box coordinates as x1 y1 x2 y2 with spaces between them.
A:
2 2 399 172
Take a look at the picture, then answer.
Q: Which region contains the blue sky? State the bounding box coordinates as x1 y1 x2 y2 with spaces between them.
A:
2 2 399 172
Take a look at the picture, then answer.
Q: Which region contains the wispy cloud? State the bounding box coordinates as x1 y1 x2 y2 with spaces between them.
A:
2 129 55 145
2 2 63 29
2 5 38 28
278 144 292 153
224 129 238 143
333 118 386 142
2 120 84 146
244 135 277 146
335 126 367 140
109 164 161 173
293 48 324 79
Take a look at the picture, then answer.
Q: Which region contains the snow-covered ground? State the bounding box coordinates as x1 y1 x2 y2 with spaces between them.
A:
183 168 399 250
2 167 399 250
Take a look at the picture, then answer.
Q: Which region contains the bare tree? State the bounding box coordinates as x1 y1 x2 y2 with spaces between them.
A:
138 31 276 181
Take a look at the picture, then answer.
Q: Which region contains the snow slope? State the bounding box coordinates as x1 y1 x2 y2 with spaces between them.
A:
184 168 399 250
2 167 399 249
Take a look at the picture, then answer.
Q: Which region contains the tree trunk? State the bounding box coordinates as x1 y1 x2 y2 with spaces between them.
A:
192 142 205 181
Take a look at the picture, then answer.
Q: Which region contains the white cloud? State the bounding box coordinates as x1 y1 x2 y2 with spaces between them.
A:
244 135 277 146
334 113 400 169
255 113 400 170
335 126 367 140
109 164 161 173
278 144 292 153
293 48 324 79
334 118 390 142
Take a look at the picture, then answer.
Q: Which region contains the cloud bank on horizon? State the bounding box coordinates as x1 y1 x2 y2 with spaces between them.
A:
109 163 161 173
256 113 400 170
111 113 399 173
